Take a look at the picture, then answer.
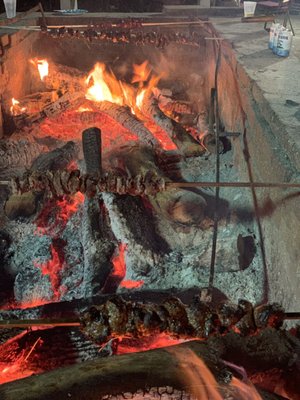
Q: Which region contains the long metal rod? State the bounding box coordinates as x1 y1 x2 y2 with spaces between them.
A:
0 318 81 329
167 181 300 189
0 312 299 330
24 21 210 29
209 41 222 289
1 180 300 189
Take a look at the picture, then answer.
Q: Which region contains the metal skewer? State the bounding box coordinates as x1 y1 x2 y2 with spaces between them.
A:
0 312 299 329
0 318 81 329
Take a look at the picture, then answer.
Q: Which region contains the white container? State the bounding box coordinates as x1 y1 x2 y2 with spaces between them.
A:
3 0 16 18
244 1 257 17
272 24 283 54
276 30 293 57
269 23 280 50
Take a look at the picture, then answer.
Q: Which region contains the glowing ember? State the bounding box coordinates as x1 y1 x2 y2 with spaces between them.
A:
144 120 177 151
32 192 85 303
30 59 49 81
34 244 65 301
10 98 27 116
35 192 85 235
85 63 123 105
117 333 186 354
76 106 93 113
0 332 42 385
111 243 144 290
120 280 144 289
111 243 127 282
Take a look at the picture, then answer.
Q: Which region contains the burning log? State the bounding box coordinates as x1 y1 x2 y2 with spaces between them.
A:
13 92 84 129
80 295 285 343
42 62 86 95
88 100 159 147
0 328 297 400
139 91 202 155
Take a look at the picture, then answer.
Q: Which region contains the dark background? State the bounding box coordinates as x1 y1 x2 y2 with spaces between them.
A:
0 0 171 13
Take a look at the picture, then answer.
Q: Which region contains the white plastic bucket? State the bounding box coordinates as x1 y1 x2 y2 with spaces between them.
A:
276 30 293 57
244 1 257 17
269 23 280 49
272 24 283 54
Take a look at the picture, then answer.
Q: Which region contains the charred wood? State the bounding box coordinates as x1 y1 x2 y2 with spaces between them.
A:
13 92 84 129
140 92 203 155
82 128 102 176
43 63 86 95
0 139 43 180
81 198 117 297
0 329 297 400
88 100 158 147
30 141 78 172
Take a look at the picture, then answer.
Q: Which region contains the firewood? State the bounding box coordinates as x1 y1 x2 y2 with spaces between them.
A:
0 329 297 400
81 197 117 298
0 139 43 180
30 141 78 172
4 192 38 220
13 92 84 129
82 128 102 175
140 92 203 155
87 100 159 147
43 63 86 95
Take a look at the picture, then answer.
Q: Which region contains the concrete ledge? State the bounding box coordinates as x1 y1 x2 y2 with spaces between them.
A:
163 5 243 16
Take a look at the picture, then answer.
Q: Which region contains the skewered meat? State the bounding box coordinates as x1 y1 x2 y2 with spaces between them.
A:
10 170 166 198
80 296 285 343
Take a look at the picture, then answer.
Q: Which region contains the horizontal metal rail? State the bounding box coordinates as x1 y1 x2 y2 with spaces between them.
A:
0 312 299 329
166 181 300 189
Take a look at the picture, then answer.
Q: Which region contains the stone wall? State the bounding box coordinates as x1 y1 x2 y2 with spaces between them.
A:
215 37 300 311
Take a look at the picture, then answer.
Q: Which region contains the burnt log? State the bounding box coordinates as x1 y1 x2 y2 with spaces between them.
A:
88 100 159 147
30 141 78 172
41 62 86 95
81 196 117 298
82 127 102 175
140 91 203 155
0 139 44 180
0 329 297 400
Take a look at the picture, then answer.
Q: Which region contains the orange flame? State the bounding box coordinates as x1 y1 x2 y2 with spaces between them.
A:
10 98 27 116
85 61 161 119
30 59 49 81
171 348 263 400
132 60 152 85
85 63 123 105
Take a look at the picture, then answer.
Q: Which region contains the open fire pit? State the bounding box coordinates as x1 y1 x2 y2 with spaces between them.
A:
0 12 299 400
